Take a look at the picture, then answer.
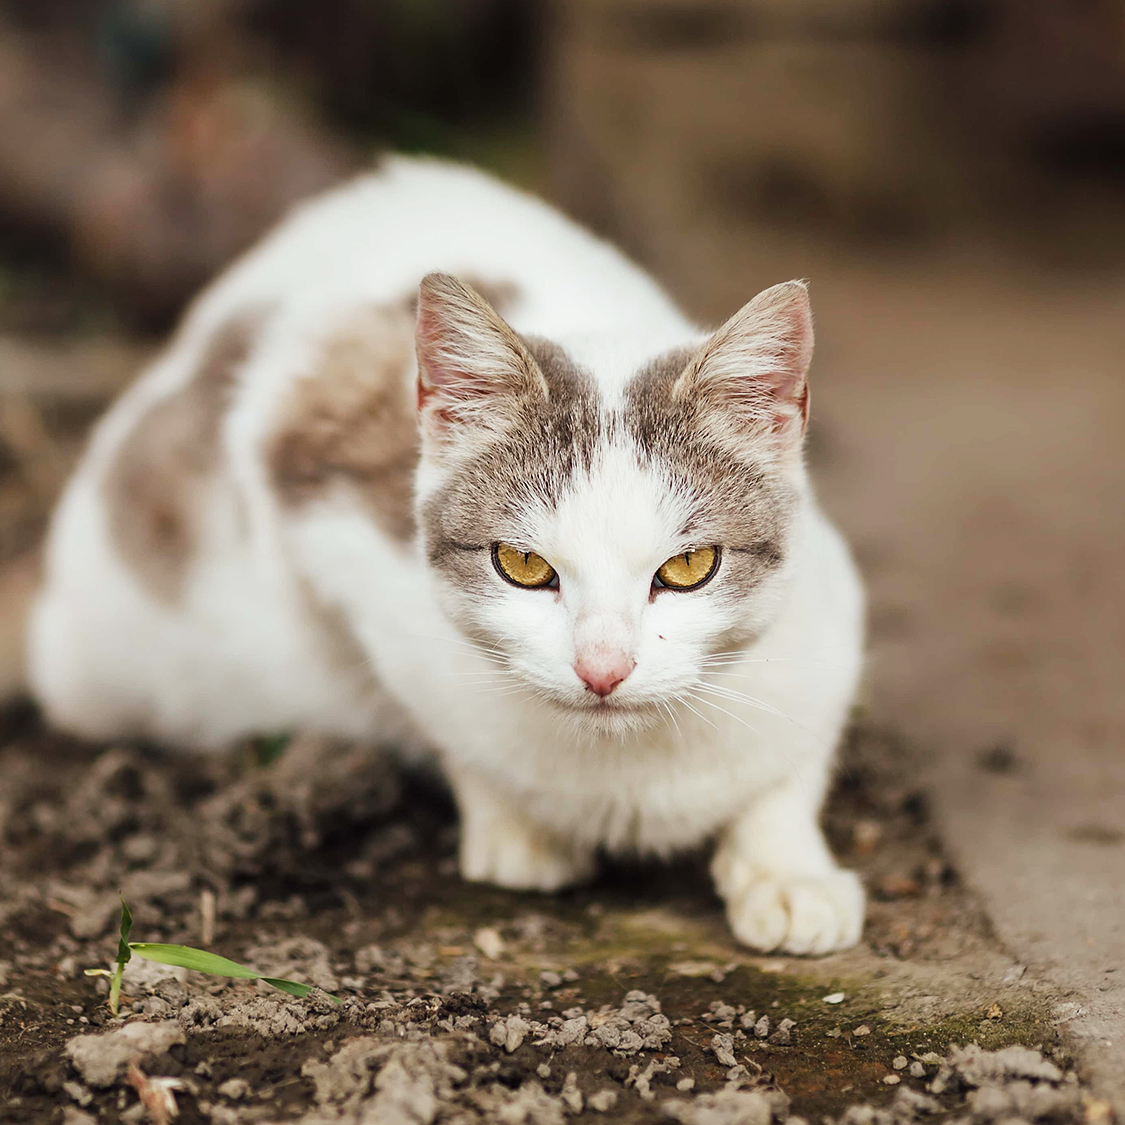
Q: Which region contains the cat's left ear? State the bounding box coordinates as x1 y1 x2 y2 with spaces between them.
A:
675 280 813 449
414 272 544 445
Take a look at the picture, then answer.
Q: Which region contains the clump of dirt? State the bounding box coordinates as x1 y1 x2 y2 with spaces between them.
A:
0 705 1106 1123
65 1020 185 1088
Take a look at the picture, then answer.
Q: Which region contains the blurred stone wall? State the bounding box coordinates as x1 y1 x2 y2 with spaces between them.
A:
543 0 1125 294
0 0 537 331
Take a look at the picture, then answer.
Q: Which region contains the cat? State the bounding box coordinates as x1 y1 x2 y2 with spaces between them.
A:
27 155 866 955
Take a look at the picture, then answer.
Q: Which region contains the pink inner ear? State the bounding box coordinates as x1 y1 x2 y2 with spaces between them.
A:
414 299 480 407
796 382 810 433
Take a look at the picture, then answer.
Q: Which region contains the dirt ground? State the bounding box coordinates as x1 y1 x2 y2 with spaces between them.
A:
0 694 1100 1123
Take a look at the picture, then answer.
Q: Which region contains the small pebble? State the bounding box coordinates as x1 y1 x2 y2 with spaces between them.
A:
676 1078 695 1092
560 1072 582 1114
853 1025 871 1036
853 818 883 852
473 928 505 960
909 1061 925 1078
893 1055 908 1070
754 1015 770 1039
588 1090 617 1113
540 971 563 988
823 993 845 1004
711 1033 738 1067
537 1063 551 1079
218 1078 250 1101
883 1074 901 1085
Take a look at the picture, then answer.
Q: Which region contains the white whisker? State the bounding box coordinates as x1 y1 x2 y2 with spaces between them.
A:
694 682 826 750
660 700 682 740
674 694 718 732
688 692 807 788
688 691 762 738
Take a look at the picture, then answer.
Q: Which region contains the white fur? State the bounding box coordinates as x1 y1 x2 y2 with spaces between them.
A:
28 156 866 954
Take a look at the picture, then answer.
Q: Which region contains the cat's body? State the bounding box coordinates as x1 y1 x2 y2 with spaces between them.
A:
29 156 866 954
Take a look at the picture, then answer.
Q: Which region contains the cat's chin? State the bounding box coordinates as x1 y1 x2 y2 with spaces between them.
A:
546 695 664 738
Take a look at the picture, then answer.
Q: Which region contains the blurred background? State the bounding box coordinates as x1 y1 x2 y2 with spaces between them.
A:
0 0 1123 1082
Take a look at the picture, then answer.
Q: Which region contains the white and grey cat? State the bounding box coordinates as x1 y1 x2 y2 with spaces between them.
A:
28 156 866 954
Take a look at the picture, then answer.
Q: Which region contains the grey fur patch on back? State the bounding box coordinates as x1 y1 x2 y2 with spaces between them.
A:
269 301 420 543
625 346 796 587
421 335 603 582
104 308 263 602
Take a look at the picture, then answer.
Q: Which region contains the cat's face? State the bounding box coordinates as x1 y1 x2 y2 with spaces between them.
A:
414 274 813 736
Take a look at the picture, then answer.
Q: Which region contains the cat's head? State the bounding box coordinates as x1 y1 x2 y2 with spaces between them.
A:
413 273 814 736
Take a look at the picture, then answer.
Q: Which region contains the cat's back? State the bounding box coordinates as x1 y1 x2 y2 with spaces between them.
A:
191 155 683 342
28 157 691 747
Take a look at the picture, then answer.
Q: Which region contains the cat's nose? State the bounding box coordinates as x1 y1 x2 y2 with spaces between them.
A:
574 652 635 697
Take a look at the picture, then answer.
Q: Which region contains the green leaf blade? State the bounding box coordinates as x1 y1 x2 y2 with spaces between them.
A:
127 942 341 1003
129 943 260 980
260 977 313 999
261 978 342 1004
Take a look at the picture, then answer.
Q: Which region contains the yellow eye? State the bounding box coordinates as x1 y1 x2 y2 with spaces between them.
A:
655 546 720 590
493 543 557 588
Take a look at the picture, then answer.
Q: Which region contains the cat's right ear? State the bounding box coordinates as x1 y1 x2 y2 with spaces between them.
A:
673 280 813 457
414 273 544 443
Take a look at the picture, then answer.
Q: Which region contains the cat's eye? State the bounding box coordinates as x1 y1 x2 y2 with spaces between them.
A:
492 543 558 588
654 546 720 591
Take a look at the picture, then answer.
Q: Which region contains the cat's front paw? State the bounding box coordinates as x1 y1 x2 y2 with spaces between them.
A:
719 867 865 955
459 819 595 893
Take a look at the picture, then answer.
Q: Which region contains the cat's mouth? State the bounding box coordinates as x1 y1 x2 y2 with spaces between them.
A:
549 691 662 728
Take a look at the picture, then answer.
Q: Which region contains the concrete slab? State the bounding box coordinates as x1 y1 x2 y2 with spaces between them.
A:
797 254 1125 1104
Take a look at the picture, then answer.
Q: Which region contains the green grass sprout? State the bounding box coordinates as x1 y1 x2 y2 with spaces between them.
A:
250 731 290 769
86 899 340 1015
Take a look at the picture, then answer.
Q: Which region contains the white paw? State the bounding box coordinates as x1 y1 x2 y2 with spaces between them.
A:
721 869 865 955
459 821 595 893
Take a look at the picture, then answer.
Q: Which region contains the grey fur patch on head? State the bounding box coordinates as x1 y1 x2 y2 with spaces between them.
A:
421 335 602 583
422 325 798 603
270 301 420 543
104 307 265 601
624 345 797 590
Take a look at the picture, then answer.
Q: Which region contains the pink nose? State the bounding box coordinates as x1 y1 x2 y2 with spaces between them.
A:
574 653 635 697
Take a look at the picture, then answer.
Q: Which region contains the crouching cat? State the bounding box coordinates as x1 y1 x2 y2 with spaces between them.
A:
29 156 865 954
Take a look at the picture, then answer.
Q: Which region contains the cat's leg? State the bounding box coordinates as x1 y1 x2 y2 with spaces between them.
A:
711 782 864 955
448 765 596 892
